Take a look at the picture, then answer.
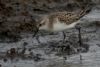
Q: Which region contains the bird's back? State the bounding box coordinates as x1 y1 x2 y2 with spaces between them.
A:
48 5 91 25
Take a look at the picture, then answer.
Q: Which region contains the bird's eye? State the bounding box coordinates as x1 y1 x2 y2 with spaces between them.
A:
39 24 42 26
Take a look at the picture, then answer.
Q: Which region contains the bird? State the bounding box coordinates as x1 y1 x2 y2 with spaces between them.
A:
38 8 90 31
33 5 91 43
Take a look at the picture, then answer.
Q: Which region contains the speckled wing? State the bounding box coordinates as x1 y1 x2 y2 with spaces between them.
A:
57 12 79 25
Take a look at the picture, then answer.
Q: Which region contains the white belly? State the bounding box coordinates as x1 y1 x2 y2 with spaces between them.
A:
53 21 79 31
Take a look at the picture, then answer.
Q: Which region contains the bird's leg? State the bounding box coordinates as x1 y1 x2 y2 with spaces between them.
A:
36 35 41 44
32 24 41 44
62 31 66 43
76 26 82 48
76 26 83 63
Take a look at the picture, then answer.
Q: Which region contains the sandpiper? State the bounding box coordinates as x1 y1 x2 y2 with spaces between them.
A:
33 5 91 43
38 8 90 31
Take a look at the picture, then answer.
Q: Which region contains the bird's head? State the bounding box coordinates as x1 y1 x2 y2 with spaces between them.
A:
33 17 48 37
37 17 49 31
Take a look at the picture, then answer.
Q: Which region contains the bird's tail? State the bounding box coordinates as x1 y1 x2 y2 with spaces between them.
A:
78 4 92 18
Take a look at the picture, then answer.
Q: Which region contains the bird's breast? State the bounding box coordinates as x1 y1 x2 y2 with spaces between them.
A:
53 21 79 31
